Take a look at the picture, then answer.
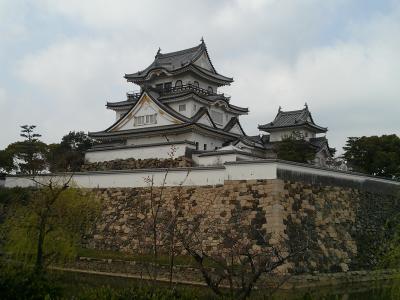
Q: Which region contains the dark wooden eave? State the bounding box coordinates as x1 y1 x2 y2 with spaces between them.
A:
88 122 242 142
258 106 327 133
124 42 233 86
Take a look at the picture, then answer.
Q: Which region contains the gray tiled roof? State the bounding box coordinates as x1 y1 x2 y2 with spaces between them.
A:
106 99 138 109
231 136 265 150
89 122 241 142
89 124 190 138
124 42 233 84
258 106 327 133
309 136 327 148
223 117 246 134
309 136 336 154
159 91 248 113
154 44 207 71
90 90 245 141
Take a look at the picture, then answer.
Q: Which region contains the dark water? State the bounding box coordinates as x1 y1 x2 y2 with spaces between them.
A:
54 271 400 300
267 281 400 300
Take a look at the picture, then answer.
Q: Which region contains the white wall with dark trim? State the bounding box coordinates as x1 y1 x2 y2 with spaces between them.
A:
4 160 399 189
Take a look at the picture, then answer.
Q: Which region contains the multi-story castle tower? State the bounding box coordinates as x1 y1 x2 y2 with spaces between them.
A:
86 40 333 168
86 40 262 166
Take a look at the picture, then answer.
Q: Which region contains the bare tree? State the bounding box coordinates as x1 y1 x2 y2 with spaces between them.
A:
134 145 190 285
127 146 306 297
175 197 306 300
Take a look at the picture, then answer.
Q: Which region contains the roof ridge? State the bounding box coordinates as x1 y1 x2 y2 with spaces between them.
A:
280 108 307 114
157 43 202 58
190 107 217 128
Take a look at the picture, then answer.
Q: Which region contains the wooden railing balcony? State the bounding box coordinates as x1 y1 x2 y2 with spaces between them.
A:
158 84 230 101
126 84 231 102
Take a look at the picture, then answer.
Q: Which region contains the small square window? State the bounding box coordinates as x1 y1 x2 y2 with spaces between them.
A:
179 104 186 112
134 116 144 126
145 114 157 124
134 114 156 126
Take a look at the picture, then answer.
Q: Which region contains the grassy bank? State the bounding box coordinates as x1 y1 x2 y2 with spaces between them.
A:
1 260 400 299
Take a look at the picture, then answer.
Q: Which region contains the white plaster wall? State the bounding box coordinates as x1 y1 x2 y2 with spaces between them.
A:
73 169 225 187
126 132 224 150
168 99 198 118
126 133 192 146
5 160 400 189
194 154 237 166
224 162 278 181
85 143 193 163
4 168 226 188
189 132 225 150
208 106 229 128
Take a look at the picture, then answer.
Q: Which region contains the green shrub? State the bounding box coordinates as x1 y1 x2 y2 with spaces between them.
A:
0 263 61 300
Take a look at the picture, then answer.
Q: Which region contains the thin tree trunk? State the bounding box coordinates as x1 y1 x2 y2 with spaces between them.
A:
169 228 175 287
34 216 46 274
152 217 158 284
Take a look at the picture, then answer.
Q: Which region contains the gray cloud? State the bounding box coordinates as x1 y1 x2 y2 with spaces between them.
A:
1 0 399 154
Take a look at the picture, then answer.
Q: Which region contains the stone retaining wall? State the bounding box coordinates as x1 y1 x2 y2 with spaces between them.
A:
81 156 193 171
84 179 399 273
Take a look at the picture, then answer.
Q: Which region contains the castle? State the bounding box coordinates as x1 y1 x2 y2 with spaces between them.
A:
85 40 333 168
4 41 400 279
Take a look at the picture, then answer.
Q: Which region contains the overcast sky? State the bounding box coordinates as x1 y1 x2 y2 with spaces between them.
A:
1 0 399 153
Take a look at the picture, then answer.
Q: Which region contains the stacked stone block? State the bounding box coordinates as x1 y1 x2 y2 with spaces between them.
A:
84 179 399 273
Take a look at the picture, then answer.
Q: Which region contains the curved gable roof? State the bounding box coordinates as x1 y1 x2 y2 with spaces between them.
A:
258 105 327 133
90 90 231 138
102 91 188 133
223 117 246 135
124 41 233 84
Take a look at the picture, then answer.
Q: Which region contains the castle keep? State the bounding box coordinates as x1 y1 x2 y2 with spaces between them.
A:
85 40 332 169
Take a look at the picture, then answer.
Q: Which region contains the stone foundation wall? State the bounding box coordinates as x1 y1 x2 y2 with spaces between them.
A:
84 179 399 273
81 156 193 171
57 257 399 289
